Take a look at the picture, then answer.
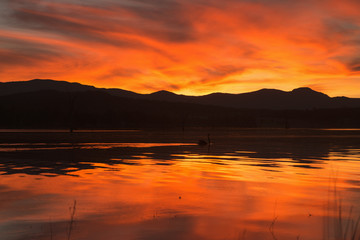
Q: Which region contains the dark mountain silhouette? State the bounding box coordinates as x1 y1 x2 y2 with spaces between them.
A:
1 79 360 130
0 79 140 98
146 90 187 102
145 87 359 110
1 79 360 110
0 90 259 129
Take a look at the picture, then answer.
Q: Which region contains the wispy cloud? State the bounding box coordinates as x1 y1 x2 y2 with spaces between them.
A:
1 0 360 96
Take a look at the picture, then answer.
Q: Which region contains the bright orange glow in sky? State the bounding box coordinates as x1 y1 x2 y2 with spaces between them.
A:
1 0 360 97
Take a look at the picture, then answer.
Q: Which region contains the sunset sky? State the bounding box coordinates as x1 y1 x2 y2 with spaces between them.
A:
1 0 360 97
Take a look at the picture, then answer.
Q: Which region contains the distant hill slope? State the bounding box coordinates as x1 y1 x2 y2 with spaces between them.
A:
1 79 360 110
197 87 332 109
0 79 140 99
0 90 259 129
1 89 360 129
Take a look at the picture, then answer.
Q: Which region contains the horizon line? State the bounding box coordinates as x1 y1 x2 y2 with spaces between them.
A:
0 78 353 98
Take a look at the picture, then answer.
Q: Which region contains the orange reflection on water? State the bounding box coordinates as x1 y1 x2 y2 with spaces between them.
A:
0 141 359 240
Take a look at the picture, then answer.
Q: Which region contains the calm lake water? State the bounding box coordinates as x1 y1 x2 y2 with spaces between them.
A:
0 129 359 240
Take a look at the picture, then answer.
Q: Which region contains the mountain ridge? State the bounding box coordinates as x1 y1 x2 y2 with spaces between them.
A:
1 79 360 110
2 79 360 129
0 78 333 97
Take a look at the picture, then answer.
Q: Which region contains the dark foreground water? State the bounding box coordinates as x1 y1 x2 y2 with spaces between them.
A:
0 129 359 240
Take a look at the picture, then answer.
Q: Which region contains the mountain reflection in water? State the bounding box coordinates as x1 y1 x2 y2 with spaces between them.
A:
0 129 359 240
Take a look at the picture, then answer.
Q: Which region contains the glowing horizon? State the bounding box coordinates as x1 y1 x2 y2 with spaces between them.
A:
1 0 360 97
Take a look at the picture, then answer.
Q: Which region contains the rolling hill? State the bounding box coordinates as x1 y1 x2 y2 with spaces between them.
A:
1 79 360 110
1 79 360 129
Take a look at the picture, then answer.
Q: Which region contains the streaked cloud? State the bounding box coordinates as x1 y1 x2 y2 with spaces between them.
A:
1 0 360 96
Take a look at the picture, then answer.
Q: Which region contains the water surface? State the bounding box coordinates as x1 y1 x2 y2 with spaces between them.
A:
0 129 359 240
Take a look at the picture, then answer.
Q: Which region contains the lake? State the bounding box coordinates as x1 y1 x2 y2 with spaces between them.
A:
0 129 359 240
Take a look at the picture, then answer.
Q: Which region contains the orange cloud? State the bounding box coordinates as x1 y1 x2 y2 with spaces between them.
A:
1 0 360 97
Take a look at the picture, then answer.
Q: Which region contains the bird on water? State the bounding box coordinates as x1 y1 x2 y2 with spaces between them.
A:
198 134 211 146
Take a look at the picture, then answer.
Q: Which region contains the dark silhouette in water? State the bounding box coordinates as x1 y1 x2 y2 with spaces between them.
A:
197 139 207 146
198 134 211 146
